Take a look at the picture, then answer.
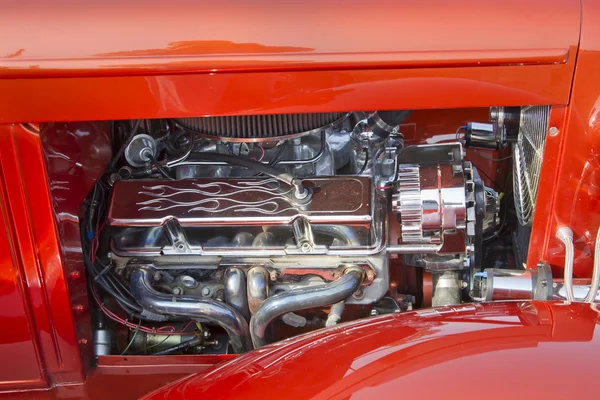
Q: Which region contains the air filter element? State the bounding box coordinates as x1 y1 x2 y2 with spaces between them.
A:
174 112 347 142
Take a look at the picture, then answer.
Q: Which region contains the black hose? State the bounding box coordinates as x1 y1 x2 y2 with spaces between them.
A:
183 152 308 200
109 120 141 170
148 154 174 180
358 149 369 175
186 152 295 184
130 165 154 179
269 142 289 166
85 262 142 314
376 110 413 127
165 129 194 156
80 184 143 314
83 247 136 309
151 336 203 355
82 248 142 313
367 110 412 139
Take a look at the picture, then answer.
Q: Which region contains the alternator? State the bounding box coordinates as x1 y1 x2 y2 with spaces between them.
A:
392 143 497 270
393 161 471 251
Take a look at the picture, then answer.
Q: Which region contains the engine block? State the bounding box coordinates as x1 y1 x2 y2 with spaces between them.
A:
87 112 506 355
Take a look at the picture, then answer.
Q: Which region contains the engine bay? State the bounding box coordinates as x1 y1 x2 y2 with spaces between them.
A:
48 107 548 356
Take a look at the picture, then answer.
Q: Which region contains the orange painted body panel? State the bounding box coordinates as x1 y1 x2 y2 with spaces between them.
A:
0 63 576 124
0 163 46 389
527 0 600 277
0 0 579 77
0 0 581 123
0 356 235 400
142 302 600 400
0 124 86 389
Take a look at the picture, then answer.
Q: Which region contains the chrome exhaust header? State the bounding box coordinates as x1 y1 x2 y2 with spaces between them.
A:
130 268 252 353
250 266 365 348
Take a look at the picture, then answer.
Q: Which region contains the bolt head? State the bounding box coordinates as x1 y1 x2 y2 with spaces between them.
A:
172 287 183 295
108 172 120 186
352 287 365 300
366 270 376 281
201 287 212 297
181 275 197 288
549 127 559 136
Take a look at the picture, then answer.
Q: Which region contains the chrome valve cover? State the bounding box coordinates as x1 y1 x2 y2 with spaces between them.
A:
107 175 388 305
108 176 379 257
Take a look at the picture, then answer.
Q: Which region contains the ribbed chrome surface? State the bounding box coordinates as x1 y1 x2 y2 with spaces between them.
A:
392 165 423 243
175 112 347 141
513 105 550 226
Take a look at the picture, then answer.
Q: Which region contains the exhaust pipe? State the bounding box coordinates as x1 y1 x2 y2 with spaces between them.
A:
247 266 269 315
250 266 365 348
130 268 252 353
224 268 250 321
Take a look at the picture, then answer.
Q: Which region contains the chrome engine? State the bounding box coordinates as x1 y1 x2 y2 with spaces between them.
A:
98 111 499 352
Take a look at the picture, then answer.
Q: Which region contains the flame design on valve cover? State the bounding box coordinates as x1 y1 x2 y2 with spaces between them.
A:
136 178 299 215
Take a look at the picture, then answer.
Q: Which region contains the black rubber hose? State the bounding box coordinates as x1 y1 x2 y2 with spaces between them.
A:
358 148 369 175
183 152 307 199
367 110 412 139
79 198 143 314
83 252 142 313
148 154 174 180
151 336 203 355
186 152 295 184
269 142 288 166
109 120 141 170
377 110 413 126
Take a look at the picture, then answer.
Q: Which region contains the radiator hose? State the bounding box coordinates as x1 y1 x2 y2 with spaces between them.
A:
367 110 412 139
